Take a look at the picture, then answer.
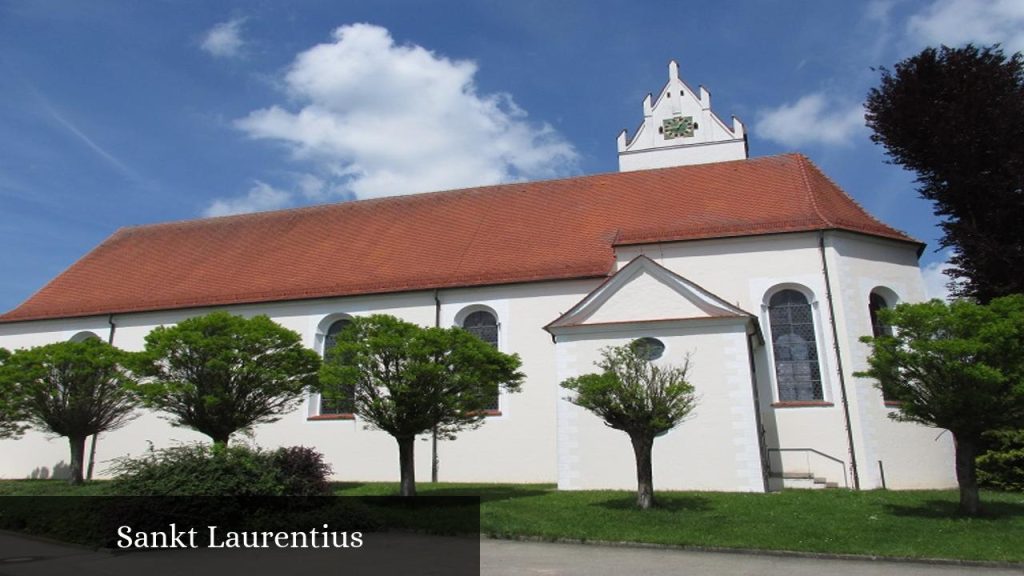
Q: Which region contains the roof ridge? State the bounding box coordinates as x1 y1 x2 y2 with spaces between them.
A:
117 154 798 233
794 154 835 227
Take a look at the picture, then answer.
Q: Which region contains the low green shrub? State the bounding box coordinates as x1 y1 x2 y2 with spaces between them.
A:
110 443 333 496
272 445 333 496
977 429 1024 492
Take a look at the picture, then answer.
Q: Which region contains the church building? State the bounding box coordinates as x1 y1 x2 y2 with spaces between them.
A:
0 62 956 491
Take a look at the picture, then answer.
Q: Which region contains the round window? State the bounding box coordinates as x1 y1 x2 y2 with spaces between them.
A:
632 337 665 361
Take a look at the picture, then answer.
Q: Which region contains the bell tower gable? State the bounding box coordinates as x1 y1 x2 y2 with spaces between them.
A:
617 60 747 171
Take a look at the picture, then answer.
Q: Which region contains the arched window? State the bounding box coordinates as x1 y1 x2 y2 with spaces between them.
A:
324 319 351 355
768 289 823 402
868 292 896 402
460 309 500 411
462 310 498 347
320 318 354 415
868 292 892 338
69 331 101 343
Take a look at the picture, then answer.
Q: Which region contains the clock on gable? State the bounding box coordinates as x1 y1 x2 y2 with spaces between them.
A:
662 116 695 139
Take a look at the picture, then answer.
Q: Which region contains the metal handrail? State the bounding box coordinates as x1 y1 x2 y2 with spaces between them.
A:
767 447 849 489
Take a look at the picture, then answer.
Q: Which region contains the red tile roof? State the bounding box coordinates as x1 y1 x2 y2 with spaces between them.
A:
1 154 919 323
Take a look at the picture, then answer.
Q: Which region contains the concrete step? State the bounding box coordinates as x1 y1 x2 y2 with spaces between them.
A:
769 472 813 480
769 472 839 490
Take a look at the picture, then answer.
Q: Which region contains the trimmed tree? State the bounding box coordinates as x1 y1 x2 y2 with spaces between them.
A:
0 348 30 441
865 44 1024 302
133 312 321 446
857 295 1024 516
0 340 138 484
561 343 697 509
318 314 524 497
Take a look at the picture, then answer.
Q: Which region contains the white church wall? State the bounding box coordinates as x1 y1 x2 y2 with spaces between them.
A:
614 232 824 311
619 140 747 172
555 320 765 492
580 268 713 324
0 316 114 349
828 232 956 490
426 279 597 483
0 230 956 491
612 232 954 489
0 280 599 484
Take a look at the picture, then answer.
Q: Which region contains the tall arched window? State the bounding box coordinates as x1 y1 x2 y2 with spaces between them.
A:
868 292 896 402
321 318 354 415
868 292 892 338
768 289 823 402
460 309 500 411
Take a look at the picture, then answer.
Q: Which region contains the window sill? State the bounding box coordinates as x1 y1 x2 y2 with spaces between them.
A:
771 401 834 409
307 414 355 421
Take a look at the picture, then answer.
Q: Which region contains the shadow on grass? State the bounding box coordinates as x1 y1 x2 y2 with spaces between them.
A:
885 499 1024 520
594 494 712 512
330 482 552 502
410 486 551 503
330 482 367 492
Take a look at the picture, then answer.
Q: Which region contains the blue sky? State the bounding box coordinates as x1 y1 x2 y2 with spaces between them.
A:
2 0 1022 314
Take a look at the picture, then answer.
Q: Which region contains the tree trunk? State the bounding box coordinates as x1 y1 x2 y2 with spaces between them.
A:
431 427 439 483
68 435 87 485
630 433 655 510
397 436 417 497
954 435 980 516
86 433 99 481
210 432 231 447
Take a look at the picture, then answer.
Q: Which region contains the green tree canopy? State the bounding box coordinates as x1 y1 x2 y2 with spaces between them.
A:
0 339 138 484
132 312 321 445
857 295 1024 515
865 44 1024 302
318 314 524 496
0 347 30 440
561 343 697 509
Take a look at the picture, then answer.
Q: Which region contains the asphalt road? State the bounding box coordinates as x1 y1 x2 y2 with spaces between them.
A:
480 539 1024 576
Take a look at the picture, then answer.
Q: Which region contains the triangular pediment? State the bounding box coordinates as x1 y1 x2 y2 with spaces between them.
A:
545 256 752 331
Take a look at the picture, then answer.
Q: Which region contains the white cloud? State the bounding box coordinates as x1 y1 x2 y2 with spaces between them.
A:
204 181 291 217
754 93 865 148
233 23 577 202
908 0 1024 54
863 0 900 61
866 0 897 23
921 252 956 301
201 18 246 59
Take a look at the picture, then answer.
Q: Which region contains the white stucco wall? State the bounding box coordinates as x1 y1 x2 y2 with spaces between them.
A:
619 140 747 172
0 280 597 484
0 230 956 491
554 320 765 492
614 231 956 490
826 232 957 489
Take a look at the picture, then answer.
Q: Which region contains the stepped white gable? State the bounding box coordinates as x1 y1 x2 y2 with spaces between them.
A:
617 60 747 171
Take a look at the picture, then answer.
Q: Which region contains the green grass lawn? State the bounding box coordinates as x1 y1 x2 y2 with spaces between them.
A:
337 482 1024 563
3 480 1022 563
